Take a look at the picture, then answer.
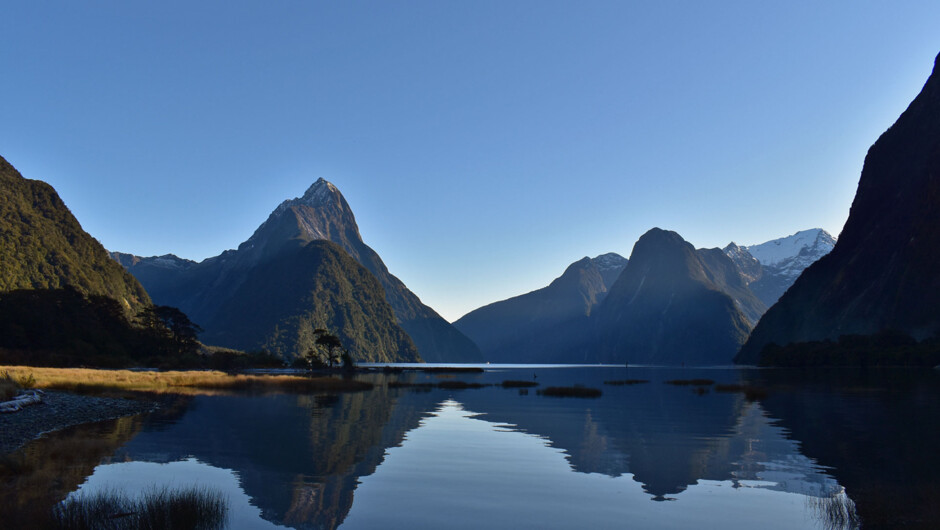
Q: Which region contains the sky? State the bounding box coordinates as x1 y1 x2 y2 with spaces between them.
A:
2 2 939 322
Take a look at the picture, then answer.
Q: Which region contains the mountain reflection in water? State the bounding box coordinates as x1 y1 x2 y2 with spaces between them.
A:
3 367 938 528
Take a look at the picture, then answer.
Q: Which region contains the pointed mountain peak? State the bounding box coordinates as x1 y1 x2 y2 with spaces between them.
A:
300 178 342 205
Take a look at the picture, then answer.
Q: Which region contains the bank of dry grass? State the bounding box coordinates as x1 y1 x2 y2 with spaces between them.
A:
0 366 372 395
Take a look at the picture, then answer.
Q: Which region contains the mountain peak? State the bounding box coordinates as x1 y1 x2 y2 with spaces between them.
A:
301 178 341 205
744 228 836 267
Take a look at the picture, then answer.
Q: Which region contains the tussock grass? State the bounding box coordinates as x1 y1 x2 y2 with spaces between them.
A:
0 372 20 401
538 385 602 398
436 380 488 390
52 486 228 530
806 492 860 530
0 366 372 396
714 383 769 401
501 380 539 388
381 366 484 374
387 381 435 389
603 379 649 386
664 379 715 386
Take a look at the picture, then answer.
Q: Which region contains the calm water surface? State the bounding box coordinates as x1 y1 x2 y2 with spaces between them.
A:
3 366 939 529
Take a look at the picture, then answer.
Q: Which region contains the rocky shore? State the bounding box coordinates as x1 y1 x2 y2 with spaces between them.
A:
0 391 157 454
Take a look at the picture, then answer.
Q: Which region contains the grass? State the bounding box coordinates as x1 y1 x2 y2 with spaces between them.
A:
538 385 602 398
501 380 539 388
380 366 484 373
436 380 488 390
663 379 715 386
387 380 490 390
806 492 860 530
0 366 372 396
714 383 769 401
603 379 650 386
52 486 228 530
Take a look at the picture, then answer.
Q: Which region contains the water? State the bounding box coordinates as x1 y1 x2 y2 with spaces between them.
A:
3 366 939 528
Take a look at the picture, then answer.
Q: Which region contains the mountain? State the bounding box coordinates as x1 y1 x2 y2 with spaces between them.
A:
736 52 940 364
117 241 419 363
454 253 627 363
723 229 836 307
594 228 753 365
114 179 479 362
0 155 150 315
234 178 481 362
198 240 420 363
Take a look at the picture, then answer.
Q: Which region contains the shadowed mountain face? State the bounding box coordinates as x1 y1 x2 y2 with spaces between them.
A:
0 156 150 316
737 53 940 364
594 228 752 365
454 253 627 363
116 179 479 363
117 238 418 362
457 228 763 366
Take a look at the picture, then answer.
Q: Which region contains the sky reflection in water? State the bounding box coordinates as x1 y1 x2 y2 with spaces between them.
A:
17 366 931 529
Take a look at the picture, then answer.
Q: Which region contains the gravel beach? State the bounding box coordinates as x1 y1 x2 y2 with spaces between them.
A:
0 391 157 454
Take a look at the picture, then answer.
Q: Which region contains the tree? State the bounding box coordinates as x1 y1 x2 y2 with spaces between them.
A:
313 328 344 368
137 305 202 356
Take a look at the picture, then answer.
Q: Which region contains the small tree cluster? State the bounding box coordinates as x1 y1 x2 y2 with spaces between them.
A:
302 328 352 369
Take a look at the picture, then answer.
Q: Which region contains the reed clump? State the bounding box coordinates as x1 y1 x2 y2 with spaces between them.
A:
436 380 488 390
501 380 539 388
538 385 602 398
52 486 228 530
806 492 860 530
603 379 649 386
714 384 768 401
0 372 21 401
663 379 715 386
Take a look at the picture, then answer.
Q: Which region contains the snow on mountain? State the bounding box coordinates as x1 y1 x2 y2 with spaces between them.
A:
745 229 836 267
723 229 837 308
591 252 628 271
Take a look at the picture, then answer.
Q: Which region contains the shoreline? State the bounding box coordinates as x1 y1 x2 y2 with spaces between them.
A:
0 390 158 455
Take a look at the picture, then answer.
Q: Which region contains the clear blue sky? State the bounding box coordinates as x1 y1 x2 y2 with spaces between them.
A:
2 2 939 321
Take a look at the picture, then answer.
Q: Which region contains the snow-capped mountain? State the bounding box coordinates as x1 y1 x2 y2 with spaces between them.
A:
746 229 836 269
723 229 836 308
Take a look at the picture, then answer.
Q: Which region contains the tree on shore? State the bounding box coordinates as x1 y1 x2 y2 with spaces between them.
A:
137 305 202 356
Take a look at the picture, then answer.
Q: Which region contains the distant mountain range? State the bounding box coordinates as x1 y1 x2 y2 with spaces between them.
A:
737 52 940 364
457 227 834 365
114 179 481 363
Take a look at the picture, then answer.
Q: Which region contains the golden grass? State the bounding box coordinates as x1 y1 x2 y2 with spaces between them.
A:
0 366 372 395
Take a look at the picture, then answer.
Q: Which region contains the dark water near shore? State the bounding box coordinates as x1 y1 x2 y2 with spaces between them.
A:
3 366 940 528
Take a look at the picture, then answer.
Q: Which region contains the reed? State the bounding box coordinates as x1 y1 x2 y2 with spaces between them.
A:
501 380 539 388
714 383 769 401
806 492 860 530
52 486 228 530
663 379 715 386
538 385 602 398
603 379 649 386
0 372 20 401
